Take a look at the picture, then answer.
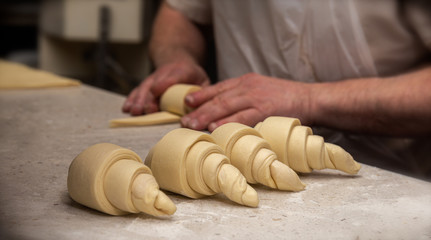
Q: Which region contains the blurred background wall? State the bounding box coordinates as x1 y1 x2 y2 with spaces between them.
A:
0 0 40 67
0 0 160 95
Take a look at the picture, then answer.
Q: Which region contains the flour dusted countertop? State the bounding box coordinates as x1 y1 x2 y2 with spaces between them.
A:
0 85 430 239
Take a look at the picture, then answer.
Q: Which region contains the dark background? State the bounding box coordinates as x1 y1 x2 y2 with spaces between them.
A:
0 0 40 65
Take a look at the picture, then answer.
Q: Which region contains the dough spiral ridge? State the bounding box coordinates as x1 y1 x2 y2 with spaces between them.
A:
67 143 176 216
255 116 361 174
212 123 305 191
145 128 259 207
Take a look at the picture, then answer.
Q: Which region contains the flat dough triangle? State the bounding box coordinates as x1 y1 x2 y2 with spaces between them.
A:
0 59 81 89
109 111 181 127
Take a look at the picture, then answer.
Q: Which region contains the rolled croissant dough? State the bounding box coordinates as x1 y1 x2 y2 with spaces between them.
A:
145 128 259 207
211 122 305 191
110 84 201 127
0 59 80 89
67 143 176 216
255 116 361 174
159 84 201 115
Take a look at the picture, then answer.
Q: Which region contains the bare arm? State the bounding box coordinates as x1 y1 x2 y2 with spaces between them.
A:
310 65 431 136
149 1 206 67
123 1 209 115
183 66 431 137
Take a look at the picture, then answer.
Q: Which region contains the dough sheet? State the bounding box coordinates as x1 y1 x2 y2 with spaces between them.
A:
0 59 80 89
110 111 181 127
110 84 201 127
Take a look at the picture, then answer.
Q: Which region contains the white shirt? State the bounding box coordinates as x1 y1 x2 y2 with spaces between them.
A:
167 0 431 178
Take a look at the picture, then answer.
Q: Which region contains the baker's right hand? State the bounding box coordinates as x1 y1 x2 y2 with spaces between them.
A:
122 60 210 116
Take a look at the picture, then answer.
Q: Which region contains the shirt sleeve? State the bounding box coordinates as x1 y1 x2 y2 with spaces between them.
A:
405 1 431 51
166 0 212 25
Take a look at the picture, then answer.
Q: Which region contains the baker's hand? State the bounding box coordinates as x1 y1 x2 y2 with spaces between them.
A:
181 73 314 131
122 60 210 115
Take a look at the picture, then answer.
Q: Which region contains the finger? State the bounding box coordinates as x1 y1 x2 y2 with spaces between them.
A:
122 88 138 113
185 78 241 108
129 78 155 116
208 108 264 132
142 93 159 114
150 76 182 98
181 93 253 130
130 91 159 116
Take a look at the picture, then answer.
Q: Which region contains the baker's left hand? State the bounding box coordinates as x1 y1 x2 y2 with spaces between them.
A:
181 73 314 132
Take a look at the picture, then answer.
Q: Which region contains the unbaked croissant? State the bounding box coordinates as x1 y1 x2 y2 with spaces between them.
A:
145 128 259 207
110 84 201 127
211 122 305 191
255 116 361 174
67 143 176 216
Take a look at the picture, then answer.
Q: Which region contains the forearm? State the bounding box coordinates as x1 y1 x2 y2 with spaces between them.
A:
310 66 431 136
149 1 206 67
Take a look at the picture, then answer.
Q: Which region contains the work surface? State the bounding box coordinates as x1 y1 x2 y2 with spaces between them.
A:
1 85 430 240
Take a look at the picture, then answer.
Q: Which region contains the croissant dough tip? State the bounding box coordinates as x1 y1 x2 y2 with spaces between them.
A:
153 191 177 216
241 186 259 208
270 161 306 191
131 173 177 216
326 143 361 175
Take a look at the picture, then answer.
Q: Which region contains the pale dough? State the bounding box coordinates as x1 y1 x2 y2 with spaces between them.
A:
255 116 361 174
159 84 201 115
110 111 180 127
110 84 201 127
0 59 80 89
67 143 176 216
145 128 259 207
211 122 305 191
